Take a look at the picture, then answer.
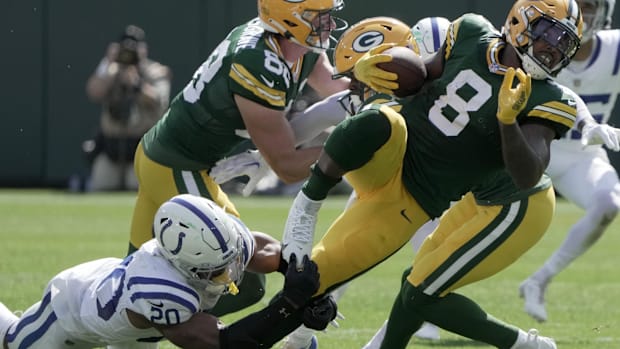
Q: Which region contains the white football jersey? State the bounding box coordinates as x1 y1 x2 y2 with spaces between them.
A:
555 29 620 149
46 222 255 346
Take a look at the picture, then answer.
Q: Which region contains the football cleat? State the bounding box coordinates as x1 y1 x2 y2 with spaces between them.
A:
280 334 318 349
413 322 440 341
519 278 548 322
513 329 557 349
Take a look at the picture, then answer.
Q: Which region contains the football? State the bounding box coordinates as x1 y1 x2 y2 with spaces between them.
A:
377 46 427 97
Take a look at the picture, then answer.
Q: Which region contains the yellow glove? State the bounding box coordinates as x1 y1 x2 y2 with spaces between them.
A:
353 43 399 95
497 67 531 125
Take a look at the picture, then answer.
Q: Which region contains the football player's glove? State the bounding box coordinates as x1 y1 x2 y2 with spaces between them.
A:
353 43 399 95
283 254 320 309
209 150 270 197
302 295 338 331
497 67 531 125
282 191 323 268
581 122 620 151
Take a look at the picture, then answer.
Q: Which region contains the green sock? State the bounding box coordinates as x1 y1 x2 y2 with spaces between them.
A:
379 267 424 349
402 282 519 348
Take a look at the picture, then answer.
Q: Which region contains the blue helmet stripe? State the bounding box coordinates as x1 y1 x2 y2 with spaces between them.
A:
431 17 442 52
170 197 228 252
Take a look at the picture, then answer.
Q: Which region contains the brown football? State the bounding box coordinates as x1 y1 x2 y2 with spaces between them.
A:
377 46 427 97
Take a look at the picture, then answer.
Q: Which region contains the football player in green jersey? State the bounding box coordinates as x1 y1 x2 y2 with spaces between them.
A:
127 0 350 317
275 0 583 348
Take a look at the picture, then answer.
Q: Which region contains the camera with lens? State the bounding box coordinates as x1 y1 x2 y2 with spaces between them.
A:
116 39 139 65
115 25 145 65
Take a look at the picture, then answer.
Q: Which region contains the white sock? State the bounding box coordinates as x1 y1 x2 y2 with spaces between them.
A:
531 207 610 285
286 325 315 347
362 320 387 349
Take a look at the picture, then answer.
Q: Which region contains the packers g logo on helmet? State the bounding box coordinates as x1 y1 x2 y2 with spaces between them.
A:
333 16 419 77
352 31 386 52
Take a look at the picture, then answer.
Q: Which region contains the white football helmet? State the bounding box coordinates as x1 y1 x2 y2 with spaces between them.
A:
411 17 451 59
154 194 244 295
580 0 615 42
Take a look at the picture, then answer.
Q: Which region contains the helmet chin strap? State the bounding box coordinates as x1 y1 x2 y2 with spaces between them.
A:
515 45 556 80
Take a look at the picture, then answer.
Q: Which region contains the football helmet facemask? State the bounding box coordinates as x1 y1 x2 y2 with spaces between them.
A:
332 16 420 115
504 0 583 79
411 17 451 59
154 194 244 296
258 0 347 52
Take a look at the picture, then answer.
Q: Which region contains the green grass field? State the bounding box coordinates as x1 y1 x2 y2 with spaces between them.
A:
0 190 618 348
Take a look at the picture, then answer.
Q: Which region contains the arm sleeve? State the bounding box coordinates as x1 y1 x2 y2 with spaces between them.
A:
288 90 351 146
324 108 392 171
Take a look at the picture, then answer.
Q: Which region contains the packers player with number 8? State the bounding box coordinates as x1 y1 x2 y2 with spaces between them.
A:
278 0 584 348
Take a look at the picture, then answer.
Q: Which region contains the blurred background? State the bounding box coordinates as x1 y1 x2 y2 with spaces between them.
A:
2 0 620 188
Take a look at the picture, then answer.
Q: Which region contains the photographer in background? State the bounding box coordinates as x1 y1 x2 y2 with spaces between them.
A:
85 25 171 191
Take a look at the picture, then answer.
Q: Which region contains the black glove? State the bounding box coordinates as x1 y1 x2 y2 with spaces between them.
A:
282 254 320 309
303 295 338 330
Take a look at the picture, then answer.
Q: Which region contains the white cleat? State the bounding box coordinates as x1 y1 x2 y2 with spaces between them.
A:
413 322 440 341
519 279 548 322
280 334 318 349
512 329 557 349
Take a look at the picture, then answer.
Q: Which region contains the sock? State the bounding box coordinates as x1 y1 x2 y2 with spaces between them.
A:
400 282 520 348
379 279 425 349
285 325 316 347
362 320 388 349
531 207 610 285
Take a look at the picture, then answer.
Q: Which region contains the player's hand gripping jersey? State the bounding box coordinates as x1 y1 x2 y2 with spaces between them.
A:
141 18 320 170
399 14 577 217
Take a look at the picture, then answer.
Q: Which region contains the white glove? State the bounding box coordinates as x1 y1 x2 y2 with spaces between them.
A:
210 150 271 196
282 191 323 268
581 123 620 152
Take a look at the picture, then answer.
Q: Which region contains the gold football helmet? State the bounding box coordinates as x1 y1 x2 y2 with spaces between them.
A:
257 0 346 52
504 0 583 79
333 16 419 77
332 16 419 115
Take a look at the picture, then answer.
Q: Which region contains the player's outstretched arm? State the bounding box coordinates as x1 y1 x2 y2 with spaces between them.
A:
125 255 319 349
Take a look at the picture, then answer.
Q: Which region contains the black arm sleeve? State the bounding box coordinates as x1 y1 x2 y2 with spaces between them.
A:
218 294 304 349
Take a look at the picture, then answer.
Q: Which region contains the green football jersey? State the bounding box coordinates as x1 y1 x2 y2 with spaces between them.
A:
401 13 576 218
142 18 320 170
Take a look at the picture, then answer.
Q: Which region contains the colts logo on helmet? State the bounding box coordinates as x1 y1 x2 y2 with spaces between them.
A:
169 232 186 255
352 31 384 53
159 218 186 255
